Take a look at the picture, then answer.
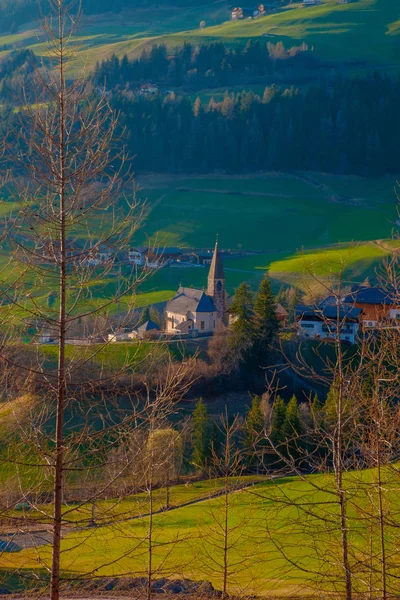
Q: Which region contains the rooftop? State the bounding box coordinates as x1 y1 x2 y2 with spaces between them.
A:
167 287 216 315
296 304 362 321
344 286 396 306
208 241 225 280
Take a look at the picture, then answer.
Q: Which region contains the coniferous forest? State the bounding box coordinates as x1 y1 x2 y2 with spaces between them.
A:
109 71 399 176
1 43 399 177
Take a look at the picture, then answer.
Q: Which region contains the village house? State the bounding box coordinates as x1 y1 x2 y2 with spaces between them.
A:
40 239 114 266
343 286 400 329
302 0 322 6
108 319 161 342
139 84 159 95
295 301 361 344
231 4 265 20
86 244 113 266
128 246 182 269
165 240 226 336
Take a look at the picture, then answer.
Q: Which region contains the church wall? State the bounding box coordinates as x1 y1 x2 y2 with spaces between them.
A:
194 311 216 333
165 310 216 334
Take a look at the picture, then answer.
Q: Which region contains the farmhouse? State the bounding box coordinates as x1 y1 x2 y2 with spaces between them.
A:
302 0 322 6
128 246 182 269
295 302 361 344
231 4 265 20
165 240 226 335
108 320 161 343
343 286 400 329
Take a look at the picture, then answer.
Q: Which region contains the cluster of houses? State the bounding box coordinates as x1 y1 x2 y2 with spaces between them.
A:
110 241 288 342
231 0 350 18
39 240 239 271
128 246 221 269
296 286 400 344
302 0 350 6
38 238 398 347
231 4 266 19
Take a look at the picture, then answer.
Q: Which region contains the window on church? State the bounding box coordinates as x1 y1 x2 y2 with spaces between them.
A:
200 321 205 330
216 280 222 292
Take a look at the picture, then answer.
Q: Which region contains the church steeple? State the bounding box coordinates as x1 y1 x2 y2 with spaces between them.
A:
208 238 224 281
207 238 226 323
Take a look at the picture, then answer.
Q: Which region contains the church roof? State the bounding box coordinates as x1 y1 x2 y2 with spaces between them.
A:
137 320 160 334
208 241 224 280
166 287 216 315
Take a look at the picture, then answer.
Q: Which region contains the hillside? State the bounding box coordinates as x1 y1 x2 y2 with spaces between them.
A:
0 0 399 76
2 468 400 597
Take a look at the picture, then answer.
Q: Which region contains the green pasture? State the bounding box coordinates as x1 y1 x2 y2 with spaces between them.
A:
133 171 399 293
38 340 167 371
7 477 265 526
1 0 399 77
136 172 398 252
153 0 400 69
3 467 400 597
0 171 398 307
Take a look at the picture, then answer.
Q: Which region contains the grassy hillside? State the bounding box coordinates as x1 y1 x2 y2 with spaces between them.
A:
136 172 398 251
131 171 399 295
169 0 400 65
0 171 397 309
2 468 399 596
0 0 398 76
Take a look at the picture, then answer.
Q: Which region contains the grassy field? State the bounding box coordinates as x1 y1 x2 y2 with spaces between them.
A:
0 171 397 309
6 476 265 526
136 172 398 251
132 171 399 295
2 468 399 596
1 0 399 77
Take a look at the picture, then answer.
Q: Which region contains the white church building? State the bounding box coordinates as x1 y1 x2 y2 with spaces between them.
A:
165 241 226 336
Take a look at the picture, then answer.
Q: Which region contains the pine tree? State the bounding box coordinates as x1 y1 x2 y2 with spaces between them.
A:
228 282 255 369
288 286 302 324
269 395 286 447
253 273 279 364
191 398 210 470
244 395 265 471
281 395 303 463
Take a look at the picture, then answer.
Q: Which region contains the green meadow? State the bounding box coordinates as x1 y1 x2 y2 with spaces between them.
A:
0 171 398 309
2 468 399 597
1 0 399 76
133 171 399 295
136 172 398 251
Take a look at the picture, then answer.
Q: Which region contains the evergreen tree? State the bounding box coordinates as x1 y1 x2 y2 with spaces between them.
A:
281 395 303 463
269 395 286 447
228 282 255 369
244 395 265 471
253 273 279 364
191 398 210 470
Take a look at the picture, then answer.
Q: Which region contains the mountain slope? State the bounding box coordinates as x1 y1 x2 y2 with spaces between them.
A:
0 0 398 75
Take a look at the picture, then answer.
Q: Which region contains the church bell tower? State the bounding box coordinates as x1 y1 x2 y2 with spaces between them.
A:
207 238 226 324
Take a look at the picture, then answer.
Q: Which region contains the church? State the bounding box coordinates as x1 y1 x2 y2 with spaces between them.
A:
165 240 226 335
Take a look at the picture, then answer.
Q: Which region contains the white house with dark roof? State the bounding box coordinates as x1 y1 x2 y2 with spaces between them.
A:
165 240 226 335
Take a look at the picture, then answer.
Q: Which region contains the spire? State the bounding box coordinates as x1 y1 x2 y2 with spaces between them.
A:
208 239 224 281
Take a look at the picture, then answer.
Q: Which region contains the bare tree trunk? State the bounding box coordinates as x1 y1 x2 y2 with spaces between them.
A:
222 469 229 599
147 472 154 600
51 4 67 598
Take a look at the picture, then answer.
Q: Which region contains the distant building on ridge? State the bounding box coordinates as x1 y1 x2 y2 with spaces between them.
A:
231 4 265 19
